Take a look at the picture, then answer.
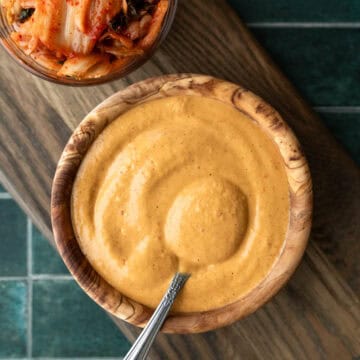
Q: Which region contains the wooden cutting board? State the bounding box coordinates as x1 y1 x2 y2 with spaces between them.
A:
0 0 359 358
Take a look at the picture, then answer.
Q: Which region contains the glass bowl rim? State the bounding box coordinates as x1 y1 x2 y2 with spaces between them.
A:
0 0 178 86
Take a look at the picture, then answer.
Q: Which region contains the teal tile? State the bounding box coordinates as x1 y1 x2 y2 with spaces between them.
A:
319 112 360 165
32 226 69 275
0 184 6 193
32 280 131 357
229 0 360 22
252 28 360 106
0 199 27 276
0 281 27 357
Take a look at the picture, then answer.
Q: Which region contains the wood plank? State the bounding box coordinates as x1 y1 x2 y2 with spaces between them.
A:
0 0 359 357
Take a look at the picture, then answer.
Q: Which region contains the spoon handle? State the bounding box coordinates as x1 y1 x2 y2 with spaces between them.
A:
124 272 190 360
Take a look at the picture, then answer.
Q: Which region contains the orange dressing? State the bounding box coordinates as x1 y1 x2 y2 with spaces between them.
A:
72 96 289 312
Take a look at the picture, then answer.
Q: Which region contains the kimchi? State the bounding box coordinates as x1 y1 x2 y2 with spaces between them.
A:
2 0 169 78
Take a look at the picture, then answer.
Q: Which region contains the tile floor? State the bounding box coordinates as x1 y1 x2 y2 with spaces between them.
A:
1 0 360 358
0 191 130 358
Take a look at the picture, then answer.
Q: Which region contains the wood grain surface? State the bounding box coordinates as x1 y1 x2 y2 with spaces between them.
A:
0 0 360 358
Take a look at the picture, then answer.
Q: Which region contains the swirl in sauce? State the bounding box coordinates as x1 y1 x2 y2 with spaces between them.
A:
72 96 289 312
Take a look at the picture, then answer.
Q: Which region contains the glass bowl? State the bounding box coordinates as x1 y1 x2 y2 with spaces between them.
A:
0 0 178 86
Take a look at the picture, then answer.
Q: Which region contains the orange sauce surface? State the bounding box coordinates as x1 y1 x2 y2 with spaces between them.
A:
72 96 289 312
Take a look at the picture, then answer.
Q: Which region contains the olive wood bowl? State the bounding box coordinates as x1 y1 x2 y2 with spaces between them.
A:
51 74 312 333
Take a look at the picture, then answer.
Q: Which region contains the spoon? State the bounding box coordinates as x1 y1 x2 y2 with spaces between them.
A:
124 272 190 360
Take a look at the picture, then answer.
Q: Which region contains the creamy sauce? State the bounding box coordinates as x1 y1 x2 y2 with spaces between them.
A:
72 96 289 312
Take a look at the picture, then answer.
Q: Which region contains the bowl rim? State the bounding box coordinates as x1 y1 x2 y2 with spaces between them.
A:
51 73 313 333
0 0 178 86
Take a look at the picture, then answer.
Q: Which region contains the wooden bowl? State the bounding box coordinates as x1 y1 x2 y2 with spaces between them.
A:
51 74 312 333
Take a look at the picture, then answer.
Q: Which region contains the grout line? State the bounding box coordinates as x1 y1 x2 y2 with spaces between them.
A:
0 276 28 281
27 218 33 359
0 275 73 281
31 274 73 280
314 106 360 114
247 22 360 28
0 358 124 360
27 219 33 276
0 193 12 199
33 358 125 360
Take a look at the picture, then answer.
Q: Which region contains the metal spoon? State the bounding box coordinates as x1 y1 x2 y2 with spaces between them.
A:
124 272 190 360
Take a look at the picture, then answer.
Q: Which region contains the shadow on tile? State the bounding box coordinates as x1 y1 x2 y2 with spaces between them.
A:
32 280 130 357
0 200 27 276
32 225 69 275
0 281 27 357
